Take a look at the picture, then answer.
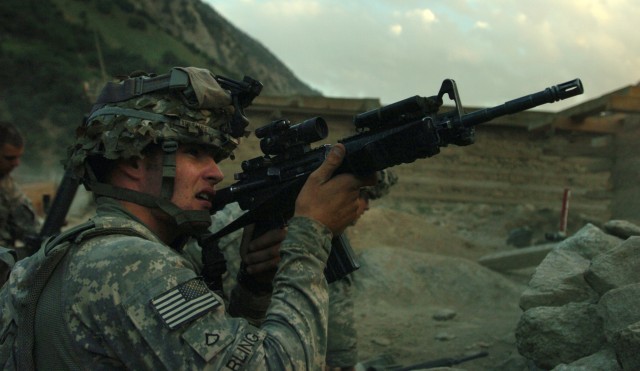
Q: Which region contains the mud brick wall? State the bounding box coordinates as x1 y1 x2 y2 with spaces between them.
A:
390 126 614 223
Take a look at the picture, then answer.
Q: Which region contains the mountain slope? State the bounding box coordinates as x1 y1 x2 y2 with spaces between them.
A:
0 0 318 171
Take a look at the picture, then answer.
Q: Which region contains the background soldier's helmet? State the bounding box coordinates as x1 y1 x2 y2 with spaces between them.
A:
361 169 398 200
66 67 243 182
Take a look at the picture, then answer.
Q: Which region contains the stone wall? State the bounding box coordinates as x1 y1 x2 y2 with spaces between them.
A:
515 220 640 370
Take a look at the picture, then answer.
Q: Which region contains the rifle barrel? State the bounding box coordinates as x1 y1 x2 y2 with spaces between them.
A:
460 78 583 127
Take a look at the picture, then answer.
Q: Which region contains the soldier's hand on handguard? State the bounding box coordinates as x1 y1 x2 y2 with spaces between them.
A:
295 144 376 236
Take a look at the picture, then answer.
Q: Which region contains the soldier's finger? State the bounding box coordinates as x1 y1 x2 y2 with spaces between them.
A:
311 144 345 184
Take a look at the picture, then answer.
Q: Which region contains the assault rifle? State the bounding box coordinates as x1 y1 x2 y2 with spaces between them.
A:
21 172 80 260
358 350 489 370
201 78 584 283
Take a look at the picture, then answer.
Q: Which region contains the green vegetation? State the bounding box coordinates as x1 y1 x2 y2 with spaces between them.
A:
0 0 92 168
0 0 209 170
0 0 315 174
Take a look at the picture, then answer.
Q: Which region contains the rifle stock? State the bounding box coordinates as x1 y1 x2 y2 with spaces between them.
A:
202 78 584 283
23 169 80 256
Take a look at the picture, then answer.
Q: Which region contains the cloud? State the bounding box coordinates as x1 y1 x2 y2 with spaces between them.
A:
260 0 322 17
204 0 640 110
405 8 437 23
389 24 403 36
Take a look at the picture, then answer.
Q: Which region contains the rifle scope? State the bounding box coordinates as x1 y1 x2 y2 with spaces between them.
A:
257 117 328 156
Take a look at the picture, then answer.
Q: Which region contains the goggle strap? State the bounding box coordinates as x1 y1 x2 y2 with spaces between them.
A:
94 69 189 105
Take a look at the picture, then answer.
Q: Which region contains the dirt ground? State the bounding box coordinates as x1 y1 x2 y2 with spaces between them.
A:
343 200 598 371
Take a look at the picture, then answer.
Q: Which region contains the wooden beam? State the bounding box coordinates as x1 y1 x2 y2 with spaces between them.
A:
553 114 627 133
610 95 640 113
558 85 633 119
627 85 640 97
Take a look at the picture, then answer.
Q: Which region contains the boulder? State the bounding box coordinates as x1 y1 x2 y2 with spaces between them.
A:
555 223 622 260
551 348 621 371
585 237 640 295
519 249 597 310
598 283 640 341
516 221 640 369
612 321 640 370
603 219 640 239
516 303 605 369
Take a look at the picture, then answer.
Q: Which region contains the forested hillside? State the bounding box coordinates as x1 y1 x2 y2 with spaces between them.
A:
0 0 318 171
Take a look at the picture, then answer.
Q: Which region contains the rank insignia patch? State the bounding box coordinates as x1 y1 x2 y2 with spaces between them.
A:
151 278 221 329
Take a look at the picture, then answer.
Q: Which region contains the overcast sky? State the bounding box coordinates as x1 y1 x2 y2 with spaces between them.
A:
204 0 638 112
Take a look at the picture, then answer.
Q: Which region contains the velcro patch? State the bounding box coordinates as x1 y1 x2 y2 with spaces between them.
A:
151 278 221 329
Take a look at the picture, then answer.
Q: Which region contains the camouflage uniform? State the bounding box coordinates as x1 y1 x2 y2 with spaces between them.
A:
0 175 38 248
185 203 275 325
0 67 335 369
193 204 358 366
210 203 245 295
181 203 274 325
27 197 331 369
326 169 398 368
326 274 358 367
203 170 398 368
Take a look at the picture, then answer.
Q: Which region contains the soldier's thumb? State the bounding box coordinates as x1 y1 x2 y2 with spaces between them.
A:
314 144 345 183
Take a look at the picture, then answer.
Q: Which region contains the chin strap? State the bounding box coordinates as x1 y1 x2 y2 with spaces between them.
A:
160 140 178 200
89 182 212 237
82 137 213 238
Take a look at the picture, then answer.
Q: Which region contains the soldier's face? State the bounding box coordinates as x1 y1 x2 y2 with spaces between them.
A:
170 144 224 212
0 143 24 178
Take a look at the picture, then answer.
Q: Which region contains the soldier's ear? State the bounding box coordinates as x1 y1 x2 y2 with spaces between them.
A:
115 157 144 181
127 157 141 169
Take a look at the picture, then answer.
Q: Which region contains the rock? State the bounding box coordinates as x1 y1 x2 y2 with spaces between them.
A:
519 249 597 310
612 321 640 370
603 219 640 239
432 308 457 321
556 223 622 260
598 283 640 341
584 237 640 295
515 224 639 370
551 348 621 371
434 332 456 341
507 226 533 247
515 303 606 369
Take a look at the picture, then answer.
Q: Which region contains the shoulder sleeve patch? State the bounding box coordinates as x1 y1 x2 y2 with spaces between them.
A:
151 278 221 330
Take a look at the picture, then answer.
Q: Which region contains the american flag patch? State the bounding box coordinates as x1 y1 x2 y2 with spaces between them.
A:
151 278 221 330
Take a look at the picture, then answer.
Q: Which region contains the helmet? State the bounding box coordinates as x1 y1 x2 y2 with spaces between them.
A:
67 67 244 178
66 67 261 236
361 169 398 200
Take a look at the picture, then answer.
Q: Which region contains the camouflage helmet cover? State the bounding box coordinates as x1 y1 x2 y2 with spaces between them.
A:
361 169 398 200
66 67 240 180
